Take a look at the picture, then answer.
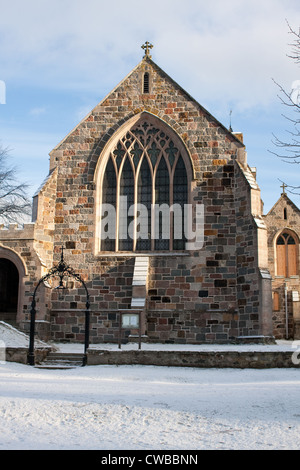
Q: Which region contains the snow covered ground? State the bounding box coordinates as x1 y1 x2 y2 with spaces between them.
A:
1 321 300 450
1 362 300 450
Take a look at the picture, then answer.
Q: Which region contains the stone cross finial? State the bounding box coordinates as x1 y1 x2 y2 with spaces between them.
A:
280 182 287 194
141 41 153 59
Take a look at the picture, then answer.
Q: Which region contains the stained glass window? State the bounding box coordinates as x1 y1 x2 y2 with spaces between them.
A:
101 119 190 252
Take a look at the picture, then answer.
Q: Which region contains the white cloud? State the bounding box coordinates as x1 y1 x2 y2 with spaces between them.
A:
0 0 300 207
0 0 299 111
29 107 46 116
0 80 6 104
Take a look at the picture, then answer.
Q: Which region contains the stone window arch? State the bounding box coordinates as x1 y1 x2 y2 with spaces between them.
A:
98 115 192 253
276 230 298 277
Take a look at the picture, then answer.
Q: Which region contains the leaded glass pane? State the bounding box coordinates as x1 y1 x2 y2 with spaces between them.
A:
166 140 178 167
277 236 285 245
173 156 188 250
155 157 170 250
287 235 296 245
113 143 125 169
136 158 152 251
148 141 160 168
101 158 116 251
130 142 143 168
119 158 134 251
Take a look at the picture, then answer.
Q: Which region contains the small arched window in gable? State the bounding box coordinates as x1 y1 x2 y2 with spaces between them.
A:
284 207 287 220
276 231 298 277
143 72 150 94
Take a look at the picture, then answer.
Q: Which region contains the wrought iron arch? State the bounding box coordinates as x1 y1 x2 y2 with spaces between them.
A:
28 248 90 366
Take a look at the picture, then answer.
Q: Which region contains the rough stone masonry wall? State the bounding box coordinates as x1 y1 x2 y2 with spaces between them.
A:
39 57 263 344
50 256 135 343
145 160 241 343
0 168 58 339
0 224 52 338
33 168 57 269
234 164 260 337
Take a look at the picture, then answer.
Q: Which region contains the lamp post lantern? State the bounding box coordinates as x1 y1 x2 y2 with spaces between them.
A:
28 247 90 366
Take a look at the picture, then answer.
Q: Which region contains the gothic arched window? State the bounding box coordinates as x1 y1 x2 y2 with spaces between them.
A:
276 231 298 277
100 119 190 252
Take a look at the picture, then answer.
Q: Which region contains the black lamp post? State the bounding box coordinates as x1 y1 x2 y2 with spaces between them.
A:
28 247 90 366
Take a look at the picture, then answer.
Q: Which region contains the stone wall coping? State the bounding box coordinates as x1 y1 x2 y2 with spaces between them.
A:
95 252 187 257
86 348 300 368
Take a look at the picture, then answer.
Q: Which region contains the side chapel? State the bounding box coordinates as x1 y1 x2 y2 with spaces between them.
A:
264 186 300 339
0 43 299 343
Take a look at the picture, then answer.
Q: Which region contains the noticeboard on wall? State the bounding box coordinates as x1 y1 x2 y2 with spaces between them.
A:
121 313 139 328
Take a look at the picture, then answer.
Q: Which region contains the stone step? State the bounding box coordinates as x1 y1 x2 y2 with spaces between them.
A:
35 352 84 369
35 364 79 370
46 352 83 359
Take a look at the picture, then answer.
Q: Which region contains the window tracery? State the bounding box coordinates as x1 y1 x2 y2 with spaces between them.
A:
100 119 190 252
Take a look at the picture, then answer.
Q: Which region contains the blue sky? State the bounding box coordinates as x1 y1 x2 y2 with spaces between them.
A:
0 0 300 213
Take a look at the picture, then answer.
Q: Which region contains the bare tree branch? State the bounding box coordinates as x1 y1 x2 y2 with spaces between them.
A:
269 21 300 193
287 20 300 64
0 144 31 225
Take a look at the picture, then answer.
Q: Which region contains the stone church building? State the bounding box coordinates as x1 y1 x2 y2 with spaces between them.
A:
0 44 299 344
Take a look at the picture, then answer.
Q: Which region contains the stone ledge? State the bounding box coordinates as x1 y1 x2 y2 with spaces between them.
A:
5 347 52 364
236 335 276 345
86 349 299 368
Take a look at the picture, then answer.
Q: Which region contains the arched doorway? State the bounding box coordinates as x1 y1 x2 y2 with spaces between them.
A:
0 258 19 323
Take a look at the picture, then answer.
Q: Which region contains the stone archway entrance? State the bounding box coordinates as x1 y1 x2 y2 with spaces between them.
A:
0 258 19 324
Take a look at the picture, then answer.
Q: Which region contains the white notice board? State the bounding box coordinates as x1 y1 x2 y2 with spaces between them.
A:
122 313 139 328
